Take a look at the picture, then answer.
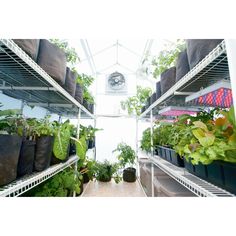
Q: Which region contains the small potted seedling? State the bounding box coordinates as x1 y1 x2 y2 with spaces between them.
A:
113 142 136 182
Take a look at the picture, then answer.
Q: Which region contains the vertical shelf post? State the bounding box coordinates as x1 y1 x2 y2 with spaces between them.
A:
225 39 236 118
150 109 154 197
93 117 97 160
135 116 140 177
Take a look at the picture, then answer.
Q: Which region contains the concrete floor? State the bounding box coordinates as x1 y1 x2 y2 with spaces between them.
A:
81 179 146 197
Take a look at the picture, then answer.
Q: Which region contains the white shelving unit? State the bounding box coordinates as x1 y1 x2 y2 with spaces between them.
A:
137 39 236 197
0 39 97 197
0 156 78 197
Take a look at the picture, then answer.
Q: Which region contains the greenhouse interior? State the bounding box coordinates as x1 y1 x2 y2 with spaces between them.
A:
1 38 236 198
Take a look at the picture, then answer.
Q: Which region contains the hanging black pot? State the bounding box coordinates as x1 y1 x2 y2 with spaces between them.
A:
37 39 67 85
123 167 136 182
17 139 36 177
75 84 84 104
13 39 40 61
160 67 176 95
34 135 54 172
0 134 22 186
63 67 77 97
176 49 190 82
186 39 223 69
156 81 162 100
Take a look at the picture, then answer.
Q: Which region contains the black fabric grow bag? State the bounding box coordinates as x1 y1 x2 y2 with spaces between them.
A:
97 176 111 182
83 172 90 184
160 67 176 95
221 162 236 194
169 149 184 167
69 141 76 156
194 163 207 180
13 39 40 61
176 49 190 82
63 67 77 97
75 84 83 104
17 139 36 177
83 99 89 110
88 103 94 114
123 167 136 182
37 39 67 85
186 39 223 69
183 158 195 174
156 81 161 99
206 161 224 187
34 135 54 172
145 96 151 110
150 92 156 104
0 134 22 186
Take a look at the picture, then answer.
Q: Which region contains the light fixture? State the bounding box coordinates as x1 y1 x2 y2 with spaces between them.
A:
185 80 232 108
158 106 201 116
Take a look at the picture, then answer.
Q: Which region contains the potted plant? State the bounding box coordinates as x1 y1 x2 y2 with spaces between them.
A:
93 160 121 183
34 116 55 172
51 120 73 165
113 142 136 182
50 39 80 97
0 108 23 185
17 117 37 177
121 86 152 116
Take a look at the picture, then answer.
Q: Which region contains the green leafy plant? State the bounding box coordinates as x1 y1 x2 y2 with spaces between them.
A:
34 116 54 137
120 86 152 115
50 39 80 67
27 167 83 197
113 142 136 168
77 73 95 104
52 120 73 160
80 125 102 141
94 160 121 183
143 39 186 79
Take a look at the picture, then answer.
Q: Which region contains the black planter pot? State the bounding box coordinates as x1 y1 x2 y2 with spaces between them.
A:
156 81 162 100
183 158 195 174
141 106 146 114
97 176 111 182
194 163 208 180
88 103 94 114
176 49 190 82
69 141 76 156
160 67 176 95
123 167 136 182
34 135 54 172
158 146 166 160
145 96 151 110
186 39 223 69
74 84 83 104
150 92 156 105
82 172 90 184
37 39 67 85
0 134 22 186
221 162 236 194
83 99 89 110
63 67 77 97
13 39 40 61
206 161 224 187
164 147 172 163
17 139 36 177
50 144 70 165
169 149 184 167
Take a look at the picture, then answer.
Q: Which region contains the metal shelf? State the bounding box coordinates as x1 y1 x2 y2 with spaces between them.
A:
150 156 234 197
0 39 95 119
0 155 78 197
140 40 229 118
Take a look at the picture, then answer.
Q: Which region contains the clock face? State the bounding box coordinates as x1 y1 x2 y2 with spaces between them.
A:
108 72 125 90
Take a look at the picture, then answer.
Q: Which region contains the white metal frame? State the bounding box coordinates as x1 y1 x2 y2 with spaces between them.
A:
137 39 236 197
0 156 78 197
0 39 95 119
